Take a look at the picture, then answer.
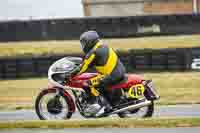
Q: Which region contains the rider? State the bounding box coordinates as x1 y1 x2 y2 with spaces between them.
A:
77 30 126 113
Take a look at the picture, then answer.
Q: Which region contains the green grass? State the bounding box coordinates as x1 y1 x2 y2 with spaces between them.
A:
0 117 200 128
0 77 48 109
142 71 200 105
0 35 200 57
0 71 200 110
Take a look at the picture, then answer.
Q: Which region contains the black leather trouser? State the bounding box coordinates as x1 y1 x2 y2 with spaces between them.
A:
95 61 126 106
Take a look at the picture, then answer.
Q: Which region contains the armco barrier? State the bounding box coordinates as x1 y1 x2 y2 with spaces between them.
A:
0 47 200 79
0 14 200 42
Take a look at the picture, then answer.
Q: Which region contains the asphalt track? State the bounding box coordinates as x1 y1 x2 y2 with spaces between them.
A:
0 104 200 121
0 128 200 133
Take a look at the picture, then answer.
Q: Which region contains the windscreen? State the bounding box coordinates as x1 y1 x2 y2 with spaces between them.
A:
50 57 77 73
48 57 82 87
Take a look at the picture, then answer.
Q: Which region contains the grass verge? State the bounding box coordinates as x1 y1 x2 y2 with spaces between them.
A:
0 71 200 110
0 118 200 128
0 35 200 57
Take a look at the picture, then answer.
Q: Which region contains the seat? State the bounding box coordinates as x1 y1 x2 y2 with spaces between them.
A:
110 74 144 89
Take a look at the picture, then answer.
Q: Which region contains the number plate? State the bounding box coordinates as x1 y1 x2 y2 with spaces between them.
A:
128 84 145 98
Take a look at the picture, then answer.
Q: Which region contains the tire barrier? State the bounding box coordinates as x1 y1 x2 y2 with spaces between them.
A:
0 47 200 79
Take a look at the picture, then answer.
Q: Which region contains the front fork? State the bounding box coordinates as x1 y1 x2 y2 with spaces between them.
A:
54 87 76 113
71 90 85 113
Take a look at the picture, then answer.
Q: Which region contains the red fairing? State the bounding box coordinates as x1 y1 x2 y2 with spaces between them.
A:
67 73 98 88
73 73 97 80
110 74 145 89
66 73 144 91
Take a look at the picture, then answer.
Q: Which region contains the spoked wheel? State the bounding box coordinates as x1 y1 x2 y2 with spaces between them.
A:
118 100 154 118
35 89 73 120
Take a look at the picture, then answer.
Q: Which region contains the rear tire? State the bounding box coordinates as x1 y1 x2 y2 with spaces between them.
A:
35 89 73 120
118 100 154 118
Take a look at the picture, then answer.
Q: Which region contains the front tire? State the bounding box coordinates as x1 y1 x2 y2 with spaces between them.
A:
35 88 73 120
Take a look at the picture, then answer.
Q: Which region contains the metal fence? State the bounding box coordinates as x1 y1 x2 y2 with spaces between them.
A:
0 14 200 42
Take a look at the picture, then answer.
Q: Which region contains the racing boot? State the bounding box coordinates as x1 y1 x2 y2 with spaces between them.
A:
100 95 112 112
95 96 112 117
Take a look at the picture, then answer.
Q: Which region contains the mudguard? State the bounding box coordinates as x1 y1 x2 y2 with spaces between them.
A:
47 87 76 113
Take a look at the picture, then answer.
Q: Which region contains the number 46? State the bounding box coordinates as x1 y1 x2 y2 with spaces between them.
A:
128 84 145 98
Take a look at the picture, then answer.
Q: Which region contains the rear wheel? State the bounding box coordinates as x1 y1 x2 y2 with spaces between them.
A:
118 100 154 118
35 89 73 120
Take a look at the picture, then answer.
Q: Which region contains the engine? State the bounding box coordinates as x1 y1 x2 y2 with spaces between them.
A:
77 92 102 117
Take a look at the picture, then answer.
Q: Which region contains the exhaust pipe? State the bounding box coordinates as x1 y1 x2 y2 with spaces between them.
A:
110 100 151 115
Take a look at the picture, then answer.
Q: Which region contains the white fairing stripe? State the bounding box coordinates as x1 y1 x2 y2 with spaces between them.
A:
48 64 85 92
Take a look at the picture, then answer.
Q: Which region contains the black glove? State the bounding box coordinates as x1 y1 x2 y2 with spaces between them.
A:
71 66 80 76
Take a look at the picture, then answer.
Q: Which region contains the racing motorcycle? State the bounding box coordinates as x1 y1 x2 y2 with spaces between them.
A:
35 57 159 120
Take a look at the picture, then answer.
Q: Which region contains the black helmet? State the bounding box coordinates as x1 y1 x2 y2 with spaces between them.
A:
80 30 100 54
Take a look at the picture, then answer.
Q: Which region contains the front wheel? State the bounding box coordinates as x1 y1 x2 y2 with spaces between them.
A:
118 100 154 118
35 88 73 120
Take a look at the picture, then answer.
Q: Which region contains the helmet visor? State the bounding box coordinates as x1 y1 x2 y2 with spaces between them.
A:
80 40 86 52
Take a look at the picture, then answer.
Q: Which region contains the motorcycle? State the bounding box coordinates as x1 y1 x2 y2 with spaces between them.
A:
35 57 159 120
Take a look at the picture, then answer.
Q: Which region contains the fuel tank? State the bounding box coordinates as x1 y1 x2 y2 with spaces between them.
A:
68 73 144 90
